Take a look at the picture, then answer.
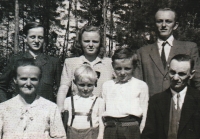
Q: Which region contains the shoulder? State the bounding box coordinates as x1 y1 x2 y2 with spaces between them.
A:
138 43 156 53
38 97 58 109
175 40 197 47
64 56 82 63
101 57 112 63
131 77 147 86
103 79 114 87
45 54 60 62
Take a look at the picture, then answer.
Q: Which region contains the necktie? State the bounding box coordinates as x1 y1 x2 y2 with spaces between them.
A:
177 93 180 110
161 41 167 69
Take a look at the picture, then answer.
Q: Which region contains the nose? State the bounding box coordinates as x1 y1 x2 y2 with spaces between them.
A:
120 69 125 75
84 86 88 91
26 79 31 86
173 74 179 80
89 41 93 47
162 21 166 27
35 37 39 43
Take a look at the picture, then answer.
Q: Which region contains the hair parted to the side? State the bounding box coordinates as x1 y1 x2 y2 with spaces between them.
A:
72 25 105 58
155 8 178 22
13 58 42 79
74 65 98 83
23 22 44 36
112 47 138 69
170 54 194 71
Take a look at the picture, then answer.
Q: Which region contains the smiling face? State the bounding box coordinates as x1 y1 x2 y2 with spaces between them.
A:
81 31 100 57
169 59 195 92
112 58 134 83
14 65 40 96
25 27 44 52
75 77 95 98
155 10 178 40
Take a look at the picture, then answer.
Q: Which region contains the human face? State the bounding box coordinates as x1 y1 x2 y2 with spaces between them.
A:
113 59 134 83
25 27 44 52
14 65 40 96
81 31 100 57
169 59 195 92
75 78 95 98
155 10 178 40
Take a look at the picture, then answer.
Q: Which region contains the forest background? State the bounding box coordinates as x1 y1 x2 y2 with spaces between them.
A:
1 0 200 73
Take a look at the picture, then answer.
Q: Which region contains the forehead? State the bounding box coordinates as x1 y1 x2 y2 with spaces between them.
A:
113 59 133 66
82 31 100 39
76 76 95 84
27 27 44 36
169 60 191 72
155 10 176 20
17 65 41 77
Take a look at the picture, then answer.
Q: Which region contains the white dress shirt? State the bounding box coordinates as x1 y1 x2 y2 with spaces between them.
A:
157 35 174 60
170 86 187 110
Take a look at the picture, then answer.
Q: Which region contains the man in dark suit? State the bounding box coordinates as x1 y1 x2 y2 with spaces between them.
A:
135 8 199 96
142 54 200 139
0 22 61 103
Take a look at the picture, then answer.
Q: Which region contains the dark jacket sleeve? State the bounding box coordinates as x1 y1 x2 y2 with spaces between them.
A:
54 57 62 92
141 97 157 139
0 56 15 102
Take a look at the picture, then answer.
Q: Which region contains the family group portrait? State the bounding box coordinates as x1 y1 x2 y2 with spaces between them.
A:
0 0 200 138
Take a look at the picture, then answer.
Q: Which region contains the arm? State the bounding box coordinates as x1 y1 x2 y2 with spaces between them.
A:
54 58 62 92
139 82 149 132
141 98 157 139
97 99 105 139
57 59 72 112
49 106 67 139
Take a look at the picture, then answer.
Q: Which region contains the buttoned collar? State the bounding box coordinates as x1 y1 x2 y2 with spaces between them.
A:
80 55 102 66
74 94 96 100
157 35 174 47
16 94 41 108
170 86 187 99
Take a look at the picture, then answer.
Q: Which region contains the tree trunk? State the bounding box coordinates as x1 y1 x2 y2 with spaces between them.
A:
14 0 19 54
103 0 107 52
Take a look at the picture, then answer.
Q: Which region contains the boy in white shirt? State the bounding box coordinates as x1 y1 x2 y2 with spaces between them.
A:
102 48 149 139
64 65 104 139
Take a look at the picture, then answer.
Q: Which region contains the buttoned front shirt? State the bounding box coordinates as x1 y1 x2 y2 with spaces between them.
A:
64 95 105 129
102 77 149 131
171 86 187 110
157 35 174 60
0 95 66 139
60 56 114 97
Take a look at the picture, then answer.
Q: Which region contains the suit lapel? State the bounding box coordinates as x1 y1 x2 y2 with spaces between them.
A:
158 89 172 136
167 39 179 64
178 87 198 135
149 43 165 75
36 54 48 66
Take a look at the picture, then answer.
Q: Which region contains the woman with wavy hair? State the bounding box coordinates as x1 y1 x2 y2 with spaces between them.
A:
57 25 113 111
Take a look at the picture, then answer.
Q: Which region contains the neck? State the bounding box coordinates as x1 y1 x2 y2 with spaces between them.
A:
84 54 98 62
20 93 36 105
29 50 41 56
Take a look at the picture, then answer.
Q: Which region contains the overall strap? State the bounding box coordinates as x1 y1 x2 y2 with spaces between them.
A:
87 97 98 127
70 95 75 126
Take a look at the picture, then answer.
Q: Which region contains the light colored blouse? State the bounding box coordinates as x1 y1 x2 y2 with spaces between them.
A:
0 95 66 139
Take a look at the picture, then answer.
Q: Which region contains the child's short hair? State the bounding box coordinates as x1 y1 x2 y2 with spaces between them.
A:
74 65 98 83
112 47 138 68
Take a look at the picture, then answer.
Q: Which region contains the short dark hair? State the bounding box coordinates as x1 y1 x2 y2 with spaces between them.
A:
170 54 194 71
73 25 105 58
112 47 138 68
13 58 42 79
23 22 44 36
155 8 178 22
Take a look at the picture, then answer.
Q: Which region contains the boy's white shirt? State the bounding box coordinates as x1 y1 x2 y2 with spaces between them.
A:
64 95 105 138
102 77 149 132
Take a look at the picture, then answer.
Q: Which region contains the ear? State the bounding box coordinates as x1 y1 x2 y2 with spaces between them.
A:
13 78 17 84
189 70 195 79
173 22 179 30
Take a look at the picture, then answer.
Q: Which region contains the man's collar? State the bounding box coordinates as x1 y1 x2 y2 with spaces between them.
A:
157 35 174 46
170 86 187 97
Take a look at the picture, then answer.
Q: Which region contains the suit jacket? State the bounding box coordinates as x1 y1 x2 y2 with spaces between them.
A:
134 39 198 96
142 86 200 139
0 52 62 102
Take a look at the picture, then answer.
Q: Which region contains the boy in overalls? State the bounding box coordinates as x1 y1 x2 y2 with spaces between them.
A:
64 65 105 139
102 48 149 139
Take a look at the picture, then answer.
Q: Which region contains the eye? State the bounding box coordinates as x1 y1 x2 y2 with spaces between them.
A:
156 20 163 23
20 77 27 81
29 36 36 39
88 84 94 87
115 67 121 71
178 72 187 76
166 20 173 24
83 40 90 43
92 40 99 43
38 36 44 39
169 70 175 75
31 78 39 81
78 84 85 87
125 67 132 71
